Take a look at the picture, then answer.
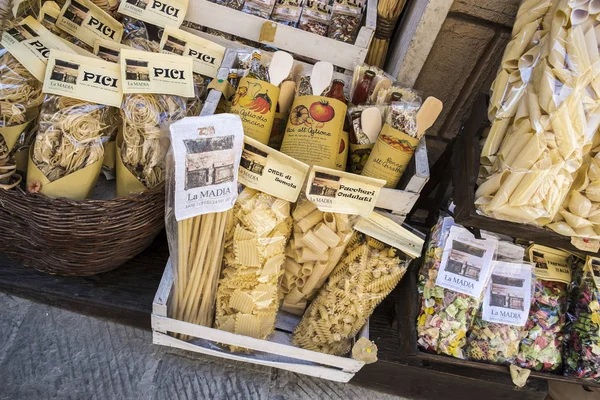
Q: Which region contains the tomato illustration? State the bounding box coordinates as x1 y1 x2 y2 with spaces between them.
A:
339 136 346 153
309 100 335 123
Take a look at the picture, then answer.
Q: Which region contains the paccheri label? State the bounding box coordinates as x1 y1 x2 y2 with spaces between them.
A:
38 1 62 34
585 256 600 290
1 16 74 81
118 0 188 28
305 166 385 217
482 261 533 326
280 95 347 170
120 49 194 97
43 49 122 107
527 244 572 284
361 123 420 188
94 38 133 63
230 77 280 145
159 26 225 78
355 211 424 258
170 114 244 221
56 0 124 47
238 136 309 202
435 225 498 298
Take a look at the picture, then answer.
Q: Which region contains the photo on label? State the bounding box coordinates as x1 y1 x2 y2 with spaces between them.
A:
240 142 267 176
126 0 149 10
64 0 89 26
531 250 548 270
592 258 600 278
97 45 119 63
163 35 186 56
184 130 236 189
489 274 526 311
7 23 38 41
125 59 150 81
445 240 486 281
309 171 340 198
50 60 80 84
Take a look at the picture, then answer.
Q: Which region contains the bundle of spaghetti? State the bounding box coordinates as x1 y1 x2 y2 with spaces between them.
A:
120 93 187 189
187 73 207 117
477 0 600 234
0 51 43 128
280 197 355 315
214 187 292 350
293 232 408 355
32 95 118 181
0 134 20 189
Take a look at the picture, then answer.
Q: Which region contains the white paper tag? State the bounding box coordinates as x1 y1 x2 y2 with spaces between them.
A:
170 114 244 221
435 225 498 298
482 261 533 327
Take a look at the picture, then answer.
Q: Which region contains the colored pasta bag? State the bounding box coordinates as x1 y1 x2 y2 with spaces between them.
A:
270 0 304 27
298 0 331 37
117 49 194 197
293 230 410 356
27 49 121 200
327 0 364 44
166 114 244 332
564 256 600 382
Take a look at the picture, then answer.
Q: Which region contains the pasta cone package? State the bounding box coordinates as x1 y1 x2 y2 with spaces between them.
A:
214 137 309 349
564 256 600 382
292 226 412 356
281 167 385 316
477 0 600 229
416 216 498 359
466 261 535 366
27 49 121 200
117 49 194 197
166 114 244 331
515 245 572 372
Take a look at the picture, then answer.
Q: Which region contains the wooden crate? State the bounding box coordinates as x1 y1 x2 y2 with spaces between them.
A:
151 262 370 382
184 0 376 71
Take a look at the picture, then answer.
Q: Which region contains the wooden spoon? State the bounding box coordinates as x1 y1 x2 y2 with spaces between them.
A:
269 51 294 87
361 107 382 143
310 61 333 96
278 80 296 113
416 97 443 139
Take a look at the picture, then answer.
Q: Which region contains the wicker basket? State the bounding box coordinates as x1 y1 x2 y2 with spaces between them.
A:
0 185 165 276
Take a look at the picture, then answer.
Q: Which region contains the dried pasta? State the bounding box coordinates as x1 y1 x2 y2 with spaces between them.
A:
214 187 292 350
293 232 408 355
0 51 43 128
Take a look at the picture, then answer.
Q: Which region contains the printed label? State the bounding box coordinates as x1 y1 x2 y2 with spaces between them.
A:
39 1 62 34
585 256 600 290
571 237 600 253
435 225 498 298
94 38 133 63
355 211 424 258
361 123 420 188
159 26 225 78
120 49 194 97
238 136 309 202
305 166 385 217
280 95 347 170
267 111 288 150
43 49 122 107
118 0 188 28
56 0 124 47
170 114 244 221
230 77 280 145
1 16 74 81
335 130 349 171
528 244 572 284
482 261 533 326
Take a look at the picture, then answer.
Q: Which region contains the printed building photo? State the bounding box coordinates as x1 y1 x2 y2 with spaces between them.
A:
163 35 186 56
50 59 80 84
126 0 149 9
97 45 120 63
125 59 150 81
592 258 600 278
184 133 235 190
63 0 89 25
489 274 526 311
240 143 267 176
532 250 548 270
7 23 38 41
309 171 341 198
445 240 486 281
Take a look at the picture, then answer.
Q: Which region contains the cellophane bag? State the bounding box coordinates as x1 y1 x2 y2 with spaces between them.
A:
298 0 330 36
564 256 600 382
270 0 303 27
293 231 409 356
327 0 364 44
476 0 600 237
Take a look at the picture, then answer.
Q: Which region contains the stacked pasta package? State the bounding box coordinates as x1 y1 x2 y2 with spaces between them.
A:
477 0 600 240
213 137 309 349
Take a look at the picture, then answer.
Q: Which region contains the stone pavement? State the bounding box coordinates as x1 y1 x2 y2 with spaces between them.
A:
0 293 405 400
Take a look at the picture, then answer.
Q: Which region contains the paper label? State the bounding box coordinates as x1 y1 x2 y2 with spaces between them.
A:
39 1 63 34
482 261 533 326
280 95 347 170
1 16 73 81
585 256 600 290
528 244 572 284
495 241 525 262
94 38 133 63
571 237 600 253
267 111 288 150
435 225 498 298
305 166 385 217
118 0 188 28
355 212 424 258
230 77 280 145
171 114 245 221
239 136 309 202
361 123 420 188
159 26 225 78
56 0 124 47
336 130 349 171
43 49 122 107
120 49 194 97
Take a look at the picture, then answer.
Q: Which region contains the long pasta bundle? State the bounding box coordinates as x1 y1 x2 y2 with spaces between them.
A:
0 51 43 128
477 0 600 234
293 232 408 356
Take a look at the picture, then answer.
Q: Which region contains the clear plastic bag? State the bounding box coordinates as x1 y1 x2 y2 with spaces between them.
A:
186 73 208 117
298 0 330 36
293 231 409 356
270 0 303 26
216 0 245 10
327 0 364 44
